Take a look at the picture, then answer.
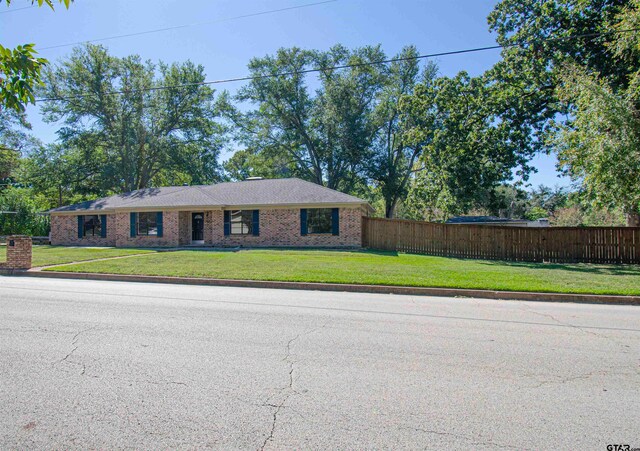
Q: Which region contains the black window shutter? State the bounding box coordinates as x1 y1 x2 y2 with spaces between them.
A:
300 209 308 236
100 215 107 238
130 212 137 238
332 208 339 236
77 215 84 239
223 210 230 236
156 212 163 237
252 210 260 236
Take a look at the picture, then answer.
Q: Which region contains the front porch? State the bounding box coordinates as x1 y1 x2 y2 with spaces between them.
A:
146 207 363 248
178 211 212 246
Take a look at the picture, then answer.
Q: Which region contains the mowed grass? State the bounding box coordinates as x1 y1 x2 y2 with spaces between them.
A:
0 245 156 267
43 249 640 295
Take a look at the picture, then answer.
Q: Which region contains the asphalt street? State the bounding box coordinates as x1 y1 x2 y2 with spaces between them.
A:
1 276 639 450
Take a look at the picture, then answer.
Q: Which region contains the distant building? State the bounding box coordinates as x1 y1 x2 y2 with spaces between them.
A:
445 216 550 228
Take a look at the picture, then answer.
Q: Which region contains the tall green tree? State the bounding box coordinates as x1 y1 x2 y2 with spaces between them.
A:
39 44 226 193
223 45 385 192
486 0 640 225
400 72 536 219
554 64 640 225
366 47 437 218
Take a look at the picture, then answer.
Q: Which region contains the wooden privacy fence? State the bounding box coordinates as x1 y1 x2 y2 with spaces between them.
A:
362 217 640 264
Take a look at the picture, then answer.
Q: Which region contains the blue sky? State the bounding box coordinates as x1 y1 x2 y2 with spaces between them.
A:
1 0 570 189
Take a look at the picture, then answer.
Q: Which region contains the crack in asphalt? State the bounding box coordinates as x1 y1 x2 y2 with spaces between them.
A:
259 322 328 450
519 303 637 354
527 372 598 389
0 327 54 333
519 303 604 338
52 325 97 374
145 380 188 387
515 304 640 390
56 346 79 365
259 394 290 451
400 426 529 450
521 367 639 390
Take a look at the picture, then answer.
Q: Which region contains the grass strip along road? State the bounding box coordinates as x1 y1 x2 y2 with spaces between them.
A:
42 248 640 296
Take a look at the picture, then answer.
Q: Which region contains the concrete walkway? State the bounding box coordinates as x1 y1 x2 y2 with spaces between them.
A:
28 251 163 271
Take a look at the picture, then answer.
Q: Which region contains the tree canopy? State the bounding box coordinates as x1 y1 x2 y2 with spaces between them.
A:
366 48 436 218
0 0 70 112
483 0 640 224
4 0 639 234
223 45 385 193
38 44 227 195
552 0 640 225
399 71 537 219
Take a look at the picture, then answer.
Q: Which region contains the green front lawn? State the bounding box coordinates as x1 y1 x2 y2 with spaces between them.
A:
0 245 156 267
43 249 640 295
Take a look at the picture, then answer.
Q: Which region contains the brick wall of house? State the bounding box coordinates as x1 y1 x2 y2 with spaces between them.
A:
204 211 215 244
0 235 32 269
51 207 364 248
178 211 191 245
114 211 180 247
50 214 117 246
207 207 363 248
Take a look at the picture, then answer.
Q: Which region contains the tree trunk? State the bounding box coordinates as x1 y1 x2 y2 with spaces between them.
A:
625 208 640 227
385 198 397 219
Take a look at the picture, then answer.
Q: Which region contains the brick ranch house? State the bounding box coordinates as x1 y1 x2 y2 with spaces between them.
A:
49 178 373 248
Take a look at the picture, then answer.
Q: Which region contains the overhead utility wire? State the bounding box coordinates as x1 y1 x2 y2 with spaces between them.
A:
0 4 35 14
35 27 640 103
39 0 337 50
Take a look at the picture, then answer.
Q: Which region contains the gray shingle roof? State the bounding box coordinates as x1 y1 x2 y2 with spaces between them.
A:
49 178 370 213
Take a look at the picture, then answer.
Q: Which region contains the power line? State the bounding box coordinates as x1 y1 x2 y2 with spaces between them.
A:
36 44 504 102
0 5 36 14
39 0 337 51
35 27 640 103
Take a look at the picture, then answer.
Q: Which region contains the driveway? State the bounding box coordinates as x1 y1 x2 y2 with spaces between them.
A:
1 277 638 449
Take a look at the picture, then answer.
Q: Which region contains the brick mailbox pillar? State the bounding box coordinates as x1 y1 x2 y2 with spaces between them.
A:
1 235 32 270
